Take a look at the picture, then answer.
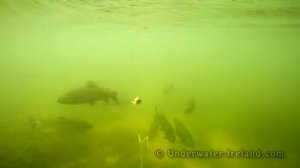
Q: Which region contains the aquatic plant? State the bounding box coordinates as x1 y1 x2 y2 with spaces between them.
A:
137 135 148 168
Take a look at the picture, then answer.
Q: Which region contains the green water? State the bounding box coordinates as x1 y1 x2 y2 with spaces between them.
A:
0 0 299 168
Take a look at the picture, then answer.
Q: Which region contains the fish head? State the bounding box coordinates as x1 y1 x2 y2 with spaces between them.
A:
57 95 77 104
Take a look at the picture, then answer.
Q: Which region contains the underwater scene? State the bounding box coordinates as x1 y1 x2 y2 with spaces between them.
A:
0 0 299 168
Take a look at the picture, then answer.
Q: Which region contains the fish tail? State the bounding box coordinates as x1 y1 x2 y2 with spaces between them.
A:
111 91 119 104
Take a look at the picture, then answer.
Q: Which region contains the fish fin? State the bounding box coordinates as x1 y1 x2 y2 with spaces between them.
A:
111 91 119 104
112 96 119 104
86 81 98 88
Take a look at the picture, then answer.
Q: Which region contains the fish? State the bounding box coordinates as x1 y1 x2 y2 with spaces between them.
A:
156 112 176 143
28 115 41 129
58 81 119 105
148 108 176 143
184 97 196 114
162 82 174 95
148 108 160 139
55 116 93 134
28 116 93 135
174 118 196 148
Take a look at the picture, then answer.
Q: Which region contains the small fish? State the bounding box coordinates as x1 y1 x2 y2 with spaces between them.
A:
58 81 119 105
28 115 41 129
162 82 174 95
174 118 195 148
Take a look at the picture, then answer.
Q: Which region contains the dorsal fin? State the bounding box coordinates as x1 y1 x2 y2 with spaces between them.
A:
86 81 98 88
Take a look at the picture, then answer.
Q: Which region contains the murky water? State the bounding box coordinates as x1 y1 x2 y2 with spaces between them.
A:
0 0 299 168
